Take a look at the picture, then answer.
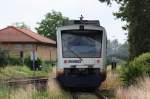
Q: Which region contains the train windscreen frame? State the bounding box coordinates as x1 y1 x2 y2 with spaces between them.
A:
61 30 103 58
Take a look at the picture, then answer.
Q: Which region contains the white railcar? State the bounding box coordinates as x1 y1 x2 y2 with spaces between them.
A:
56 20 107 90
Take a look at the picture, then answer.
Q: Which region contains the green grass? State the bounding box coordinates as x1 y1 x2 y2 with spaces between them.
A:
0 87 98 99
0 85 10 99
0 64 117 99
79 95 97 99
0 65 53 80
31 91 70 99
0 85 18 99
0 86 70 99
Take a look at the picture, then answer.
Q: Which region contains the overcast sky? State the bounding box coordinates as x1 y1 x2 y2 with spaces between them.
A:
0 0 127 43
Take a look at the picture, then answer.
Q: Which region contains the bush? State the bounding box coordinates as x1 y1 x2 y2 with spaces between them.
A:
24 56 31 67
120 53 150 86
24 57 42 70
44 60 56 66
0 48 8 67
8 57 22 65
0 66 50 80
41 61 55 73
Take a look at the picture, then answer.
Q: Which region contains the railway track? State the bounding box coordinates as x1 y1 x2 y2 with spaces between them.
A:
71 89 108 99
0 76 112 98
5 76 48 84
1 76 48 90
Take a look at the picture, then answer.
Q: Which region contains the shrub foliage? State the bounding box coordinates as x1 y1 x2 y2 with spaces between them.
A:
120 53 150 86
0 47 8 67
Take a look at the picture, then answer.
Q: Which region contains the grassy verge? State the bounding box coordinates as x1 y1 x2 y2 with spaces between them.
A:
0 65 119 99
0 65 53 80
116 77 150 99
0 77 70 99
0 87 70 99
2 65 149 99
0 65 70 99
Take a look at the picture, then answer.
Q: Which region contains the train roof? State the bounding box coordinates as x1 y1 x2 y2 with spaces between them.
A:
64 20 100 26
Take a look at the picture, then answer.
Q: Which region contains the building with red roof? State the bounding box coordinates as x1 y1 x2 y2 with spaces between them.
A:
0 26 56 62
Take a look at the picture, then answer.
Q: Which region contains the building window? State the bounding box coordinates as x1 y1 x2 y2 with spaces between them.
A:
26 44 33 49
14 44 22 49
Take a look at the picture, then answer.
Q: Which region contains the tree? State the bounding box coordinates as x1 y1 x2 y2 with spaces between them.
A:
99 0 150 59
35 11 69 40
12 22 30 29
107 39 129 64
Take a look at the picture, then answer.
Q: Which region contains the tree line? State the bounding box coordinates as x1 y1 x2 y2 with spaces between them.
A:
99 0 150 59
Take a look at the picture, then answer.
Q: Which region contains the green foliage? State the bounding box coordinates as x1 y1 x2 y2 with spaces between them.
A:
0 65 52 80
32 91 70 99
24 57 42 70
0 47 25 66
99 0 150 59
24 56 31 67
116 42 129 60
37 58 42 66
8 57 22 65
12 22 30 29
0 85 12 99
0 47 8 67
107 40 129 65
114 0 150 59
0 88 70 99
44 60 56 66
35 10 68 40
40 62 53 73
120 53 150 86
79 95 98 99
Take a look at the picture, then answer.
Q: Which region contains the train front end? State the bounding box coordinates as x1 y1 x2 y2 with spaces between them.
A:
56 20 107 90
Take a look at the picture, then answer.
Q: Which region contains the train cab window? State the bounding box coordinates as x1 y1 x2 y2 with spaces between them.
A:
61 30 103 58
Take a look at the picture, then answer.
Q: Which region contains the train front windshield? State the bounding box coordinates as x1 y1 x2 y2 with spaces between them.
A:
61 30 103 58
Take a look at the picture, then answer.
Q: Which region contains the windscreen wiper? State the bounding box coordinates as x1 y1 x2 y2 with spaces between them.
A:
66 46 83 62
62 37 83 61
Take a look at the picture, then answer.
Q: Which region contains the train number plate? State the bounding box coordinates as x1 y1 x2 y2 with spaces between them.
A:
68 60 81 63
